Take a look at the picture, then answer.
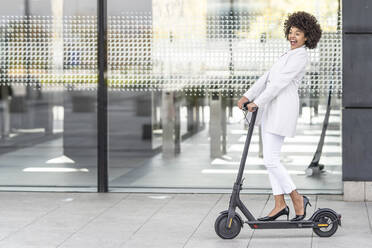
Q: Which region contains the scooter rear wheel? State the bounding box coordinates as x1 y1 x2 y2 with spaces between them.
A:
312 212 338 237
214 213 241 239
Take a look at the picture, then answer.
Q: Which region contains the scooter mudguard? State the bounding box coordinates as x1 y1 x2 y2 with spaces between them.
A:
309 208 342 226
219 210 244 228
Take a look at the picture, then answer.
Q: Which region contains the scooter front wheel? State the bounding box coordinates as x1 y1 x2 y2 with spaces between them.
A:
214 213 242 239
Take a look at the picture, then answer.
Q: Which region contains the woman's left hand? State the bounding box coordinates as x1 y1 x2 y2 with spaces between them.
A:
247 102 258 112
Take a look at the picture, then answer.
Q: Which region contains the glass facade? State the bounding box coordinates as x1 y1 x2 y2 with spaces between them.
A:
0 0 98 189
0 0 342 193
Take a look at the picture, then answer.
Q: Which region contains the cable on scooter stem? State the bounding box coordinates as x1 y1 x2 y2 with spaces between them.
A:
235 102 258 185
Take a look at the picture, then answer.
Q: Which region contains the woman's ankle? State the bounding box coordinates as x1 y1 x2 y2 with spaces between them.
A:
274 203 287 209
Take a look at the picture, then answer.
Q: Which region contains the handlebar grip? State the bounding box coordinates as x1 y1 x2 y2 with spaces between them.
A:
242 101 258 111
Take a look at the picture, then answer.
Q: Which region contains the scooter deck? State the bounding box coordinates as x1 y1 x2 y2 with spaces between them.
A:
246 220 315 229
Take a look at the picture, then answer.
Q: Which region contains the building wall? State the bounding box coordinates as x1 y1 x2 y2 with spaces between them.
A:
342 0 372 201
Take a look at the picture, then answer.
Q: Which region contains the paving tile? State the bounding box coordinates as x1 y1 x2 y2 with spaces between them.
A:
120 194 222 248
184 194 268 248
59 193 174 248
0 193 127 248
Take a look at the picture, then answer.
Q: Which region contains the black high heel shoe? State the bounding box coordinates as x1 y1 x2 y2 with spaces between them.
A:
258 206 290 221
290 196 311 221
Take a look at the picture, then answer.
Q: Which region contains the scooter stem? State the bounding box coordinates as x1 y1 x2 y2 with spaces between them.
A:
226 106 258 228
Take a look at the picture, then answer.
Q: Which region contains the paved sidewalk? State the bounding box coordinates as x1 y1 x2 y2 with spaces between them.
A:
0 192 371 248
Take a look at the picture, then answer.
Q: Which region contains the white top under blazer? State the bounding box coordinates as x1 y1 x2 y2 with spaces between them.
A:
243 45 309 137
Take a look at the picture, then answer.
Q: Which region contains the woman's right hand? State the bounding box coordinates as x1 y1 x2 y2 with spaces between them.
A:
237 96 249 109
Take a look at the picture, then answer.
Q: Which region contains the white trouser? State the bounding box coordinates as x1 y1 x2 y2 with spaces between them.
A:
261 122 296 195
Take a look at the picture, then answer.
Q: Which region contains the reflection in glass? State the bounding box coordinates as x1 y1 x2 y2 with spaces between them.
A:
108 0 342 193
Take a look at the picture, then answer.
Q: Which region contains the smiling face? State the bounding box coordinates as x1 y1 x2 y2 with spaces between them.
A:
288 26 307 50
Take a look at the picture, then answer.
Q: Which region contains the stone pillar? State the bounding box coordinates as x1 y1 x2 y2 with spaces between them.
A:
0 86 10 139
221 95 227 154
186 95 203 134
161 91 180 158
209 93 226 158
186 98 195 133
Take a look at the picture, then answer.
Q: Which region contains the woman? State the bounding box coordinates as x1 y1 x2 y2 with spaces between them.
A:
237 11 322 221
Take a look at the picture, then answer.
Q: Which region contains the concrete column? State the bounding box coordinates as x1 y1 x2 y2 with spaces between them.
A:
198 96 206 129
195 104 200 131
187 101 195 133
186 96 202 134
174 97 180 154
161 91 180 158
221 96 227 154
209 93 226 158
0 86 10 139
49 0 64 135
201 105 205 127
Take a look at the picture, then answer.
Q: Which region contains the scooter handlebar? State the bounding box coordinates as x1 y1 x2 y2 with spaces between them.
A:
242 101 258 112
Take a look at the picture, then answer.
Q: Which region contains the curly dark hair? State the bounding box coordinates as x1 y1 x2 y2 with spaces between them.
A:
284 11 322 49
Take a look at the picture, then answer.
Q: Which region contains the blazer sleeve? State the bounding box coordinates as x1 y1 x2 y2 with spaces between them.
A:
253 51 308 108
243 70 269 101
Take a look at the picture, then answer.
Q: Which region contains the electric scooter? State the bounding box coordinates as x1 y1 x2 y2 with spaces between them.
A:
306 86 332 176
214 102 341 239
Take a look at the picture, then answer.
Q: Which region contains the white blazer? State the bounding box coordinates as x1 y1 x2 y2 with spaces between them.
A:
243 45 309 137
